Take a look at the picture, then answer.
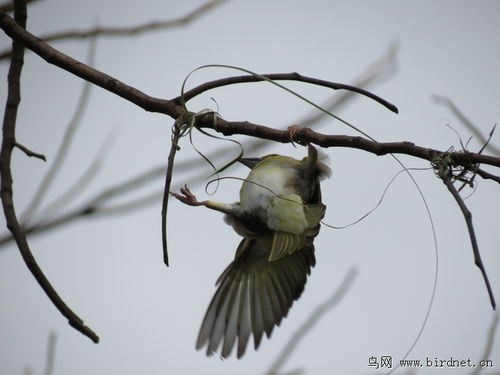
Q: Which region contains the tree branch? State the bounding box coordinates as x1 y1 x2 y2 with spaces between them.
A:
196 114 500 168
13 141 46 160
161 123 181 266
176 72 399 114
476 168 500 184
1 11 499 170
442 173 496 310
0 0 98 343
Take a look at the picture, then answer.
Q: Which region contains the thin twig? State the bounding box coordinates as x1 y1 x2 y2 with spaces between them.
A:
13 141 46 160
0 0 227 59
21 38 96 224
476 168 500 184
265 266 358 375
161 123 181 266
0 0 98 343
442 173 496 310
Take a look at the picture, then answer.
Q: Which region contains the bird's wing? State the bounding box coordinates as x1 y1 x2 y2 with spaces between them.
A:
267 202 326 261
196 238 316 359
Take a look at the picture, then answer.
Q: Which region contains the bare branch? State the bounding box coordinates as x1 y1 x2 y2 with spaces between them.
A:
161 123 181 266
13 141 46 160
0 0 228 59
1 13 499 170
476 168 500 184
177 72 399 114
441 173 496 310
198 116 500 168
0 0 98 343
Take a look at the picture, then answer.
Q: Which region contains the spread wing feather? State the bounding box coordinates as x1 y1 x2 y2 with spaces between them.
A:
196 238 315 358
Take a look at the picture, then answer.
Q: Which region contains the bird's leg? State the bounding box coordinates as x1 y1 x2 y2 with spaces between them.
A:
171 185 241 217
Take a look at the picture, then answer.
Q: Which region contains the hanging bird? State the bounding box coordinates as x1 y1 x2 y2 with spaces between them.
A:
171 144 331 359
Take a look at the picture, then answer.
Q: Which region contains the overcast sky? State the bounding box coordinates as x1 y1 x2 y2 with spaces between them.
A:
1 1 499 374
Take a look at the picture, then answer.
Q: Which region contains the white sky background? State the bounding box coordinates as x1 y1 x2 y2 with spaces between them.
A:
1 1 499 374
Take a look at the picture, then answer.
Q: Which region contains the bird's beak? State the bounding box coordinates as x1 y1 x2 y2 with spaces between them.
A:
238 157 262 169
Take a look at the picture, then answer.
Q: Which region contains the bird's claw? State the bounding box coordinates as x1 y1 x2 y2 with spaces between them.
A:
287 124 308 147
170 185 206 207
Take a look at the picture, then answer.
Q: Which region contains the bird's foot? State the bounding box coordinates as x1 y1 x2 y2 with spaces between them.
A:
170 185 207 207
286 124 308 147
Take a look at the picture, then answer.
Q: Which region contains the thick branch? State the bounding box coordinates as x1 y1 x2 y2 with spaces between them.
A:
197 115 500 168
0 0 98 343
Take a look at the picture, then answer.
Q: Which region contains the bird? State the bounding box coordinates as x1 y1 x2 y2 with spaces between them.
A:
171 143 331 359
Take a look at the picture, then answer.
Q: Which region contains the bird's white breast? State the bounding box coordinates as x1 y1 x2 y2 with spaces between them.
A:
239 160 310 234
